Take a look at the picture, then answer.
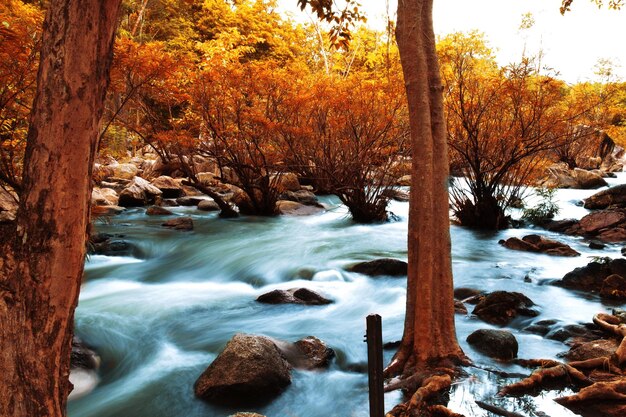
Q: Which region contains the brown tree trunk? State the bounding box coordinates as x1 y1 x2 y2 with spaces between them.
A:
386 0 465 379
0 1 121 416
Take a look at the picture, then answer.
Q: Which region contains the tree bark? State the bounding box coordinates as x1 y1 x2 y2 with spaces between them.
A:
386 0 464 379
0 1 121 416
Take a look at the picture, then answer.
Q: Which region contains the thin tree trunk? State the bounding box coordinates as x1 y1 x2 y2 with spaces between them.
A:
0 1 121 416
386 0 464 378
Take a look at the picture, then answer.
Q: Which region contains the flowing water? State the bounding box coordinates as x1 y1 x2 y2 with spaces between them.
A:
70 176 626 417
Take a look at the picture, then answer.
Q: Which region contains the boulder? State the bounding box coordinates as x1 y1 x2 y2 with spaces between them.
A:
589 240 606 250
272 172 300 192
257 288 332 305
454 300 468 314
499 235 580 257
146 206 173 216
91 187 119 206
176 196 205 206
584 184 626 209
381 188 410 202
472 291 538 325
541 164 608 189
600 274 626 299
275 336 335 370
0 187 18 223
541 163 580 189
348 258 407 277
579 210 626 234
466 329 518 360
108 163 139 180
198 199 220 211
194 334 291 405
91 205 125 217
118 177 162 207
453 288 484 302
196 172 220 185
162 217 193 231
396 175 411 186
278 190 321 206
150 176 185 198
555 258 626 299
573 168 608 189
277 200 324 216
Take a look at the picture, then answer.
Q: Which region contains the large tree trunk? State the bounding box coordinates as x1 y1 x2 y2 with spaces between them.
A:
0 1 121 416
386 0 464 379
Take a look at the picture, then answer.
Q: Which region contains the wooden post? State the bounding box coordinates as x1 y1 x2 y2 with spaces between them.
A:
366 314 384 417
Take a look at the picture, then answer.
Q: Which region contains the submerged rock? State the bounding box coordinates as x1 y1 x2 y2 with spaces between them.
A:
467 329 518 360
88 233 142 257
500 235 580 257
194 334 291 406
348 258 408 277
146 206 173 216
472 291 538 325
256 288 332 305
162 216 193 231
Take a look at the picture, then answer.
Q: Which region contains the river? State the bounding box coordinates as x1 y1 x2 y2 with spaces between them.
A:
69 176 626 417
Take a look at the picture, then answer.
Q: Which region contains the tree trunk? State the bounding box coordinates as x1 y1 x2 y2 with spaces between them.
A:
0 1 121 416
386 0 464 379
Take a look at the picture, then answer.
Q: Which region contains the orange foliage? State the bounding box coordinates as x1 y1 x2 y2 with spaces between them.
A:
0 0 42 190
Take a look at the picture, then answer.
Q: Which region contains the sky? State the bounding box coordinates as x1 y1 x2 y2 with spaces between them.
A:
277 0 626 83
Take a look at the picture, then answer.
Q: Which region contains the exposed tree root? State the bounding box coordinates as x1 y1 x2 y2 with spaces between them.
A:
555 380 626 404
384 355 469 417
498 312 626 416
498 362 591 396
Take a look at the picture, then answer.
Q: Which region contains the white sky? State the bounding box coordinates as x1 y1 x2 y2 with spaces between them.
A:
277 0 626 83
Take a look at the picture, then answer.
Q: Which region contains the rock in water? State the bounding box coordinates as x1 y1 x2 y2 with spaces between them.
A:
499 235 580 257
162 216 193 231
256 288 332 305
146 206 173 216
274 336 335 370
69 337 101 401
584 184 626 209
348 258 408 277
194 334 291 406
467 329 518 360
555 258 626 300
472 291 538 325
